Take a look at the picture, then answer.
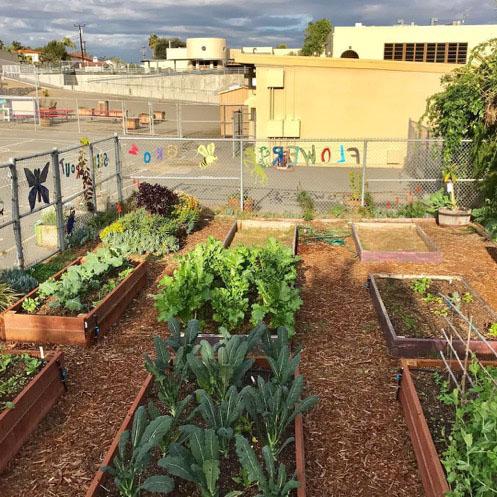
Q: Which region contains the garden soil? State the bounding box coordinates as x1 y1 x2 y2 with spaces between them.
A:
2 220 497 496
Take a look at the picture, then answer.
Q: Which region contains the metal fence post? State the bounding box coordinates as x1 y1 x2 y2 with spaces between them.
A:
360 140 368 207
51 148 65 252
177 102 183 138
114 135 124 203
121 101 126 135
88 142 98 213
239 138 244 211
9 159 24 269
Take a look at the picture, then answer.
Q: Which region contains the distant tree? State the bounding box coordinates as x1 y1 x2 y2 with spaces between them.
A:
301 18 332 56
0 40 4 50
110 56 125 66
8 40 24 52
61 37 76 49
41 40 70 63
148 33 159 51
276 43 288 49
152 36 186 59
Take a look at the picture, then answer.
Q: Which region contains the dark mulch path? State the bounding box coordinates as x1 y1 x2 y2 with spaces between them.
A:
0 217 232 497
295 221 497 497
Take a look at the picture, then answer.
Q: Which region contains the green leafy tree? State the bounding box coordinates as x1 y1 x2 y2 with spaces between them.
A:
8 41 24 52
300 19 332 56
148 33 159 51
152 37 186 59
423 39 497 203
41 40 70 63
276 43 288 49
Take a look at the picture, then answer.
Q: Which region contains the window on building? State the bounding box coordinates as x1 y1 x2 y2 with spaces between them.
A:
383 42 468 64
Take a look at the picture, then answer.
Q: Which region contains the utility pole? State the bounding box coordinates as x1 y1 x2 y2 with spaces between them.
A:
74 23 86 68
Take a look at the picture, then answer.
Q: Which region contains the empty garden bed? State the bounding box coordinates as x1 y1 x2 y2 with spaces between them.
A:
370 273 497 357
224 219 298 254
352 222 442 263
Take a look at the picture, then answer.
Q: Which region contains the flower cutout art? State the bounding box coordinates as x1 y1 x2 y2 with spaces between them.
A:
24 162 50 211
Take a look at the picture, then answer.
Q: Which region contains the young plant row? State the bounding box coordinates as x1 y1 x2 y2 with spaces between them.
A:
104 320 317 497
436 361 497 497
0 352 44 410
154 238 302 335
22 247 132 315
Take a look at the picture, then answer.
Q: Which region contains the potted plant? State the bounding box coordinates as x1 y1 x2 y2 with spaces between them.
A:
34 208 58 248
438 164 471 226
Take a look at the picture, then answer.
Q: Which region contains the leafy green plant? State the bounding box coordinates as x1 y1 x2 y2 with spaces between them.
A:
187 336 255 400
33 247 129 314
155 238 301 335
163 318 201 377
65 225 96 248
235 435 299 497
488 323 497 338
439 361 497 497
261 327 300 386
194 386 245 456
103 405 175 497
145 336 191 418
242 375 318 456
396 201 428 218
296 190 314 221
424 188 452 214
136 182 179 217
0 268 38 295
462 292 474 304
349 171 362 203
22 297 40 313
411 277 431 295
159 427 220 497
39 207 57 226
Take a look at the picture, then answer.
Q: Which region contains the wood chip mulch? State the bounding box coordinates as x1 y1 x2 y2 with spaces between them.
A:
296 221 497 497
2 219 497 497
0 217 232 497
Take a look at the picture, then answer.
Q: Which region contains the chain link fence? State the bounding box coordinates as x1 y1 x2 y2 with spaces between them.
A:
0 94 231 138
0 135 481 269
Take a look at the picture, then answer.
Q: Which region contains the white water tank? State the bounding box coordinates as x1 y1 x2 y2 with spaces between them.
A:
186 38 227 61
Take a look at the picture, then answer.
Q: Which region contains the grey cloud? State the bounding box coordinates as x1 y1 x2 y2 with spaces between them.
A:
0 0 495 60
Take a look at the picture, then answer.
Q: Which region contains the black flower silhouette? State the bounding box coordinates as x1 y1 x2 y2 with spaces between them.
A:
24 162 50 211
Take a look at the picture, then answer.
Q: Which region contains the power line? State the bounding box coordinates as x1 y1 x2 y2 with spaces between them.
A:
74 23 86 68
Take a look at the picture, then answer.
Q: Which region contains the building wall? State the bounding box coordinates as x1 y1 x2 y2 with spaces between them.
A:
187 38 227 61
332 24 497 60
219 86 250 136
247 56 450 140
26 72 244 104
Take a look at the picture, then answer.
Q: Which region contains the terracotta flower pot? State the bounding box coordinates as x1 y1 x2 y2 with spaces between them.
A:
438 207 471 226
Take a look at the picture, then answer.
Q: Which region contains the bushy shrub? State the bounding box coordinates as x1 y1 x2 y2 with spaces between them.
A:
136 182 179 217
173 192 202 234
397 201 428 218
39 207 57 226
0 282 16 310
0 268 38 295
65 225 96 248
100 208 179 256
296 190 315 221
473 200 497 240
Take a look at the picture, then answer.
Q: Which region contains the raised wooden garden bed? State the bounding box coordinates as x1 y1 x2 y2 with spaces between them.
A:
2 258 147 346
223 219 298 255
398 358 497 497
180 219 299 345
0 350 65 473
369 273 497 358
352 222 442 263
85 361 307 497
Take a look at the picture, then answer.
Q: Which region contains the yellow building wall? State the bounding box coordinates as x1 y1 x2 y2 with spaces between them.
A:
254 62 448 139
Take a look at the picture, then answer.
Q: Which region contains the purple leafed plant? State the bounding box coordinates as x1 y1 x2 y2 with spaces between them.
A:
136 182 179 217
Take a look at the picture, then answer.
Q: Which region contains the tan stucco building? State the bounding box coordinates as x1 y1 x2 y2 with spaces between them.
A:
233 53 454 141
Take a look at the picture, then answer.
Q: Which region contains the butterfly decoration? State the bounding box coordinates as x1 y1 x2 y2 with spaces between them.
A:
197 143 218 169
24 162 50 211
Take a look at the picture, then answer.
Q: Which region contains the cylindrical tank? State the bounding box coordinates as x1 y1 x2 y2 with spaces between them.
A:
186 38 227 61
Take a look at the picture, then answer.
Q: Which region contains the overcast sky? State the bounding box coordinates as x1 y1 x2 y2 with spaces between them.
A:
1 0 496 61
